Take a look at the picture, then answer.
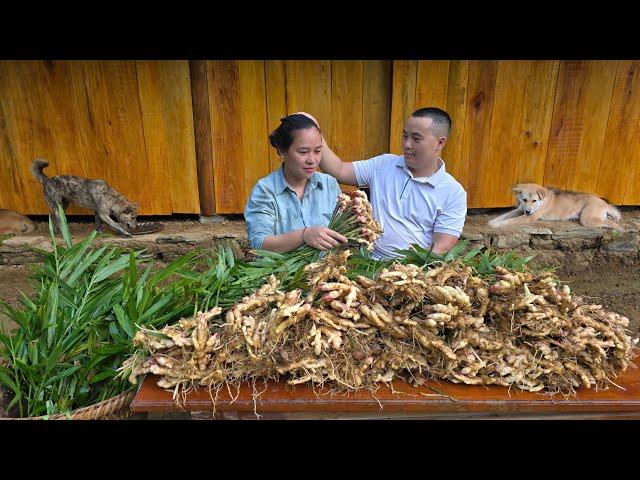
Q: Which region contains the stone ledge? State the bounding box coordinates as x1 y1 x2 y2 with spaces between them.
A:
0 233 250 265
1 215 639 266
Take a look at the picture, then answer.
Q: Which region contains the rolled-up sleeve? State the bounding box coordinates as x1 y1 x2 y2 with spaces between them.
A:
353 154 389 188
244 182 276 250
434 188 467 237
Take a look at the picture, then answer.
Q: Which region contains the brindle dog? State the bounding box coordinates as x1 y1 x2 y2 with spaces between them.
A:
31 159 138 237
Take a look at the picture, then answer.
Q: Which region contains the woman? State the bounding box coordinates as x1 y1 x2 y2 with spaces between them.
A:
244 114 347 253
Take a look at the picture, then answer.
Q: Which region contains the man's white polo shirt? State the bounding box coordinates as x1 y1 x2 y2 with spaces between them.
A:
353 153 467 259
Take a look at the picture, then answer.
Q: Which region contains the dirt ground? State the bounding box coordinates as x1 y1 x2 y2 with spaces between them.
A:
554 255 640 336
0 265 34 333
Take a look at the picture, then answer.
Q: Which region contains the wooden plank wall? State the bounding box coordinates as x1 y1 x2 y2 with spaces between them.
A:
4 60 638 216
0 60 200 215
206 60 392 214
390 60 640 207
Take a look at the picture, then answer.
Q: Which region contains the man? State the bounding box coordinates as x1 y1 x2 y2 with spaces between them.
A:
299 107 467 259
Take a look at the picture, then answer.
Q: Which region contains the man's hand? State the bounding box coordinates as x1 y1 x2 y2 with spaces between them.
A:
303 226 348 250
293 111 357 185
294 111 320 127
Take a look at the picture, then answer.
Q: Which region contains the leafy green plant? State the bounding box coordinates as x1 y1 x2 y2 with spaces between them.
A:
395 239 535 279
0 207 206 417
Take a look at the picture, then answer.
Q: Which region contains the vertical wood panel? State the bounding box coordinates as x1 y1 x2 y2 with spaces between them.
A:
331 61 363 161
443 60 469 186
265 60 287 172
389 61 417 154
331 60 363 185
622 59 640 203
331 61 363 193
597 61 640 204
415 60 450 110
544 61 589 189
461 61 498 208
284 61 332 139
572 61 617 193
624 129 640 203
137 61 200 214
514 61 560 185
544 61 616 191
238 60 270 204
136 61 173 214
0 62 30 212
15 61 64 213
30 61 82 212
0 61 10 209
208 60 245 214
68 61 110 182
484 61 532 206
158 61 199 213
189 60 216 216
362 60 392 159
92 61 151 212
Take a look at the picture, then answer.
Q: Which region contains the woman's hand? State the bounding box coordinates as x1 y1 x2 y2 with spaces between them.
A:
303 226 348 250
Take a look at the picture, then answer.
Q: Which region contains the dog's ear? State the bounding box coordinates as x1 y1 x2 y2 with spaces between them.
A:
536 187 547 200
512 185 524 197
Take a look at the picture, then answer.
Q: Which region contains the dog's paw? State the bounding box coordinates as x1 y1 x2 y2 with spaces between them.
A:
488 220 502 228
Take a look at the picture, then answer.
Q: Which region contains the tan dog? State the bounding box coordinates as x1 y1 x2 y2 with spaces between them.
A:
488 183 623 230
0 209 36 235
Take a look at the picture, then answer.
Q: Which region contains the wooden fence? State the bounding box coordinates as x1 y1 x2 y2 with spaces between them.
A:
0 60 200 215
1 60 639 216
390 60 640 208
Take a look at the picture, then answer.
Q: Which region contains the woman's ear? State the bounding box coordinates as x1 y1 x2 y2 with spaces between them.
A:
536 187 547 200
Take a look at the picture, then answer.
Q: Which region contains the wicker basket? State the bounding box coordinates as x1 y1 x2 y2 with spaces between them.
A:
5 390 136 420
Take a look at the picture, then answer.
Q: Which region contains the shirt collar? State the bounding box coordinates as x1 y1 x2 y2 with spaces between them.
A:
396 156 446 187
274 164 322 195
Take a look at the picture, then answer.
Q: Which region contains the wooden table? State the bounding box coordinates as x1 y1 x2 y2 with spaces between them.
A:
131 356 640 419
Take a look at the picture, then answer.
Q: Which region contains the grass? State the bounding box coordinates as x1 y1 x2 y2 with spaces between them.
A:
0 208 209 417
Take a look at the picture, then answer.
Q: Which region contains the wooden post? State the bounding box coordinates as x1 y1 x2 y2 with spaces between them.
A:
189 60 216 216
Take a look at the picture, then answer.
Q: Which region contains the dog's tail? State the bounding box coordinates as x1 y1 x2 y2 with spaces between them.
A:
30 159 49 183
606 204 622 220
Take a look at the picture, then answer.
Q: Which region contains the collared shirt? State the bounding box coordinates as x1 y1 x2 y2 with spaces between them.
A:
353 153 467 259
244 165 342 250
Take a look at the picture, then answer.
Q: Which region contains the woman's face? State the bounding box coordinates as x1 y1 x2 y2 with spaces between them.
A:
282 127 322 182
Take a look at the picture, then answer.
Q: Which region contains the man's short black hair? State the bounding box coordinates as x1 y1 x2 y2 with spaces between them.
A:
411 107 452 137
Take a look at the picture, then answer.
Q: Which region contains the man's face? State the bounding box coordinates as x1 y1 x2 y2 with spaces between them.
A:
402 116 446 174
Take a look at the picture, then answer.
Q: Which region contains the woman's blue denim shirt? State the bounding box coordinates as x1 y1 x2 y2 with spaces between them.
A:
244 165 341 249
